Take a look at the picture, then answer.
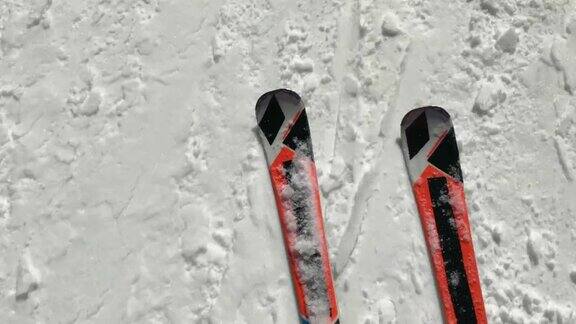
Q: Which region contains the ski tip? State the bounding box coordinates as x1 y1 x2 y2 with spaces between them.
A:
400 106 451 129
255 88 302 117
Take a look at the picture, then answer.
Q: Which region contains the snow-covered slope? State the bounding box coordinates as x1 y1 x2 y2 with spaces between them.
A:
0 0 575 323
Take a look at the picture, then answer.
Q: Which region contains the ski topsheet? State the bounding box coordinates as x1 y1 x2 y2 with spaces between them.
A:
400 107 487 324
255 89 339 324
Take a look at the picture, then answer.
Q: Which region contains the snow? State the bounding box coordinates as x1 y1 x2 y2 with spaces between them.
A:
280 149 331 320
0 0 575 323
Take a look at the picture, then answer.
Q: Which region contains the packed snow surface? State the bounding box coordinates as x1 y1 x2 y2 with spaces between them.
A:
1 0 576 323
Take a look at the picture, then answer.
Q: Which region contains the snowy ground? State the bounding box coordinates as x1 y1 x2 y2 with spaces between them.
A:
1 0 576 323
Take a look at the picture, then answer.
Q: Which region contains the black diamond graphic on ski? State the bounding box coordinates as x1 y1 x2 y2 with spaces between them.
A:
405 112 429 159
428 128 463 181
259 95 285 145
283 110 313 159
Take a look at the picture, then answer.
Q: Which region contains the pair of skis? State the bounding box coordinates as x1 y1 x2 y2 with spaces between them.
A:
255 89 487 323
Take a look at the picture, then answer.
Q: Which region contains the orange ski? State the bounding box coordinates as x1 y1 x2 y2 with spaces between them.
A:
255 89 339 324
400 107 487 323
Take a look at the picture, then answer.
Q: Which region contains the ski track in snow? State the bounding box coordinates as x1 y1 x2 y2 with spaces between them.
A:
0 0 575 323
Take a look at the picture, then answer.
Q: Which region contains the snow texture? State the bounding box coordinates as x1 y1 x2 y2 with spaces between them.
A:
0 0 575 323
280 146 330 320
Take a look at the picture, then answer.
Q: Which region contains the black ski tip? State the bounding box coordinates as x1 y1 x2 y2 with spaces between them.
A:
255 89 302 145
400 106 451 129
255 88 301 117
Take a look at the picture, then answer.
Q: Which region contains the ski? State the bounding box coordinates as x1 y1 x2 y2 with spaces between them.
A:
255 89 339 324
400 106 487 324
